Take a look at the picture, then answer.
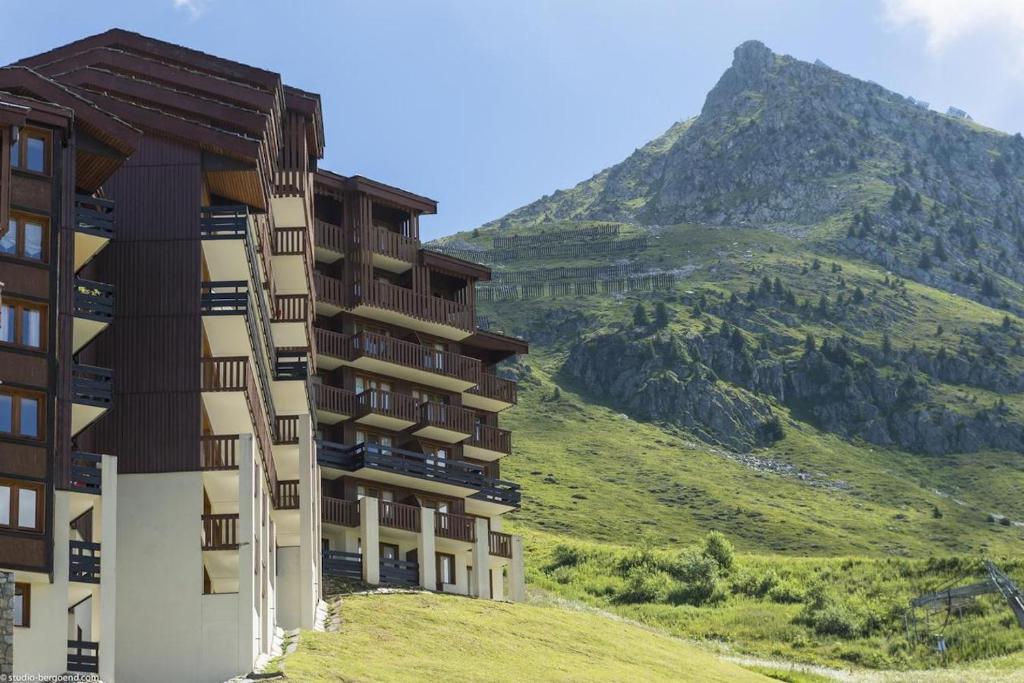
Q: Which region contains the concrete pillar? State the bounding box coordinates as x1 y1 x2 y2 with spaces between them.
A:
471 518 490 600
509 535 526 603
492 566 506 601
298 414 315 629
99 455 117 682
417 508 436 591
237 434 256 673
359 497 379 585
454 556 469 595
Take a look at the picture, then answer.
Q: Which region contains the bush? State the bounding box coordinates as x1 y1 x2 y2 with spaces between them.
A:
702 531 735 571
811 604 860 637
665 550 721 606
614 566 672 604
731 568 779 598
548 544 587 570
767 578 805 604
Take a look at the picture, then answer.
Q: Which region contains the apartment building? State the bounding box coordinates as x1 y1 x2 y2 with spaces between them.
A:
0 29 526 682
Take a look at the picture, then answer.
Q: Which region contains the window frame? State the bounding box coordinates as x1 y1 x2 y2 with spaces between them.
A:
3 212 50 263
0 387 45 442
0 298 46 350
10 127 51 175
0 478 45 533
13 582 30 627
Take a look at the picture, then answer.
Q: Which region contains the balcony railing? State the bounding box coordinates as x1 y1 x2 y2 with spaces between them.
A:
276 480 300 509
72 364 113 407
314 272 346 307
472 478 522 509
199 205 248 239
67 640 99 675
322 496 360 527
274 415 299 445
360 280 474 332
69 540 101 583
418 401 475 436
274 293 309 323
75 195 114 238
73 279 114 321
435 511 475 542
357 225 417 263
355 389 419 423
202 513 239 550
315 327 349 361
350 331 480 384
200 435 239 470
275 349 309 381
317 441 487 490
468 424 512 455
379 500 420 532
272 226 308 256
315 220 347 255
489 531 513 558
467 372 518 406
200 280 249 315
69 452 102 494
315 384 355 416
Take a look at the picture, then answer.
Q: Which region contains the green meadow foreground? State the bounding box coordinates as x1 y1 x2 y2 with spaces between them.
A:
279 592 772 682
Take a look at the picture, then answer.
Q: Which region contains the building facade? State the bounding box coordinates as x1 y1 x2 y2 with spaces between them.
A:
0 29 526 682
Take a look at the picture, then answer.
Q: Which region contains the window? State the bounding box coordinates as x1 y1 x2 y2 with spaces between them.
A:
0 479 43 532
13 583 29 627
380 543 399 561
10 129 50 174
0 300 45 349
436 553 455 588
3 214 48 262
0 389 44 440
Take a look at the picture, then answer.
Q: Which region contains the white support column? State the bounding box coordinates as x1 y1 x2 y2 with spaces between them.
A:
471 518 490 600
298 414 315 629
417 508 436 591
99 454 118 682
509 535 526 603
359 497 379 585
237 434 256 673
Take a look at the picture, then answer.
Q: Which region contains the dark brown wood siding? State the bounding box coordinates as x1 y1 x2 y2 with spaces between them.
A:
88 137 204 473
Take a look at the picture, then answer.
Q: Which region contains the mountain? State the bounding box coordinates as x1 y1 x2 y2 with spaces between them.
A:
431 41 1024 560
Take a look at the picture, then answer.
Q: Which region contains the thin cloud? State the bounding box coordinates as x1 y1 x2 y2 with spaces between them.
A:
173 0 210 21
882 0 1024 60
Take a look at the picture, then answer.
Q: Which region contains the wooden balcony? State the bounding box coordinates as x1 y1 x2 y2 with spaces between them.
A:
274 293 308 323
357 279 474 339
318 441 487 497
489 531 513 558
71 363 113 436
322 496 359 527
271 226 313 295
464 424 512 461
315 383 354 424
274 415 300 445
200 435 239 470
350 331 481 392
68 451 103 494
379 500 420 533
67 639 100 675
435 511 475 542
354 389 419 431
276 480 300 509
314 220 347 262
357 225 417 272
202 513 239 550
470 478 522 511
463 372 518 412
74 194 114 271
72 278 114 353
69 540 102 583
272 293 311 350
413 402 475 443
314 327 350 369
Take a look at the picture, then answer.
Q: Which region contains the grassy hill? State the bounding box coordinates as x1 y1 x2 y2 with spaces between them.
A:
278 592 774 682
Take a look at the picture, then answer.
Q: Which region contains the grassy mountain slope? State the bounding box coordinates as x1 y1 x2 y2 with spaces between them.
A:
279 592 771 682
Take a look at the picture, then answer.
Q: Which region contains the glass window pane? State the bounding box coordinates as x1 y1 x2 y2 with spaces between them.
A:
0 395 11 433
17 488 37 529
23 222 43 261
0 486 9 525
0 305 13 343
0 221 15 255
21 308 40 348
19 397 38 438
25 136 45 173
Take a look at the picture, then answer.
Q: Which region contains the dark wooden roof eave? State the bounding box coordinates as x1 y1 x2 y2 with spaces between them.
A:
315 169 438 214
464 329 529 357
420 249 491 281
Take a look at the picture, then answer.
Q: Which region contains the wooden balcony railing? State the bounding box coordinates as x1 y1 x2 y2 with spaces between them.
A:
315 220 347 254
322 496 360 527
468 424 512 455
418 401 475 436
75 194 114 238
314 272 346 307
435 511 475 542
489 531 513 558
272 227 307 256
472 478 523 508
67 639 100 674
315 327 350 360
73 278 114 321
69 452 102 494
200 435 239 470
318 441 487 490
274 293 308 323
355 389 419 423
361 280 474 332
274 415 299 445
467 372 518 405
315 384 355 416
379 500 421 532
350 331 480 383
276 480 300 509
358 225 417 263
69 540 101 583
72 363 113 407
202 513 240 550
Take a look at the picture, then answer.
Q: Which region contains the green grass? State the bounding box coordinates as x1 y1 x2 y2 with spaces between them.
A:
281 592 770 682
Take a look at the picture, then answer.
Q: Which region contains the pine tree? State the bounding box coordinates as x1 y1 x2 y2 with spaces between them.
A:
852 286 865 304
804 333 817 353
655 302 671 329
633 303 649 327
933 236 948 261
918 251 932 270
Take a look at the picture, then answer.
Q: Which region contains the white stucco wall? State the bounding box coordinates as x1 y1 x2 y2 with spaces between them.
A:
275 547 301 629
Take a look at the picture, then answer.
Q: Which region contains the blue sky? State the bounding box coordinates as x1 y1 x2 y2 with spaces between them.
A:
3 1 1023 239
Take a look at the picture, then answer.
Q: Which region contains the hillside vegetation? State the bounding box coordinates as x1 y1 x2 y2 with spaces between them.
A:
279 592 772 682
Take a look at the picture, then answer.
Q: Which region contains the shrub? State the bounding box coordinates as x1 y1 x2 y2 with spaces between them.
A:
665 550 721 606
731 568 779 598
702 531 735 571
767 578 805 604
614 566 672 604
809 604 859 638
548 544 587 570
